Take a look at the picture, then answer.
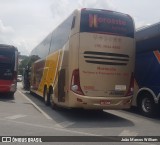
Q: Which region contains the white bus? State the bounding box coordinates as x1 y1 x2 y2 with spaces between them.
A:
28 8 135 110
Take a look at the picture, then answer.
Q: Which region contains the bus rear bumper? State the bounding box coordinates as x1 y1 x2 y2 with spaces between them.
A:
0 84 17 93
69 92 132 110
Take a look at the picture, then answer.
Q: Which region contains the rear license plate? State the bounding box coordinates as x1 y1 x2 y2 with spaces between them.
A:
100 100 111 105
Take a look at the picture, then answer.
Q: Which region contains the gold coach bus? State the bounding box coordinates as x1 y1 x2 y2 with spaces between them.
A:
28 8 135 110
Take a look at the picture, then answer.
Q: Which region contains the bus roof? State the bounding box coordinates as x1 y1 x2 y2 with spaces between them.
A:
136 22 160 41
0 44 17 51
81 8 133 21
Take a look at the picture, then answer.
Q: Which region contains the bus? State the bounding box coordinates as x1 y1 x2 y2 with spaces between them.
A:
133 23 160 117
0 44 18 97
27 8 135 110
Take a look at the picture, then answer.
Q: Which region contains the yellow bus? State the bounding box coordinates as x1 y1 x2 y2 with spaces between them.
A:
28 8 135 110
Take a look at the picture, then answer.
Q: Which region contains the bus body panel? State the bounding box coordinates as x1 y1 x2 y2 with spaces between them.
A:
67 91 132 109
131 23 160 117
30 59 45 95
135 48 160 96
67 33 80 107
79 33 135 97
30 50 62 96
0 80 14 92
133 27 160 106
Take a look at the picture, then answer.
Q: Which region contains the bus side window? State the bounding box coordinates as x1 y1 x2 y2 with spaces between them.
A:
71 16 76 29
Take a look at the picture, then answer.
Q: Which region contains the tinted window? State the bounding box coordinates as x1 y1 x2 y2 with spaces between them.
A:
80 10 134 38
35 33 52 59
50 14 73 52
0 50 15 80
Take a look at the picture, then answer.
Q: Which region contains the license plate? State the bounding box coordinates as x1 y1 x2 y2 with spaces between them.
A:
115 85 126 91
100 100 111 105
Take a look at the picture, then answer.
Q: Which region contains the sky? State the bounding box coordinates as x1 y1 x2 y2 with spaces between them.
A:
0 0 160 55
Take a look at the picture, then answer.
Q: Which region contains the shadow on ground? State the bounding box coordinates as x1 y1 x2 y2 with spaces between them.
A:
0 93 15 103
22 91 135 129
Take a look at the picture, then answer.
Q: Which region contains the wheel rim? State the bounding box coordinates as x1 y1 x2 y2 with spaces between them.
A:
142 98 152 113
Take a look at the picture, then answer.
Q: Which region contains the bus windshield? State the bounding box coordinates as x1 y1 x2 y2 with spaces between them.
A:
0 50 15 80
80 9 134 38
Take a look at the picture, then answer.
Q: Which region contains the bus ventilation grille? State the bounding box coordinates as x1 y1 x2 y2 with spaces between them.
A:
83 51 129 66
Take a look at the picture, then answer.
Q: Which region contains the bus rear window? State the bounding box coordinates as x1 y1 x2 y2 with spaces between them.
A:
0 50 15 80
80 10 134 38
0 55 12 63
0 51 14 64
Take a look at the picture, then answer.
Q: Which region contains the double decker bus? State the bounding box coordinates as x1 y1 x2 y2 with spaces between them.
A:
133 23 160 117
0 44 18 97
27 8 135 110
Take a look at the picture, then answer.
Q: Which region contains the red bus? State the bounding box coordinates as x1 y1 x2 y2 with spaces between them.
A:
0 44 18 97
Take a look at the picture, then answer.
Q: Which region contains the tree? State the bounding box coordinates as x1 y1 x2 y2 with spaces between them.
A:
18 56 29 75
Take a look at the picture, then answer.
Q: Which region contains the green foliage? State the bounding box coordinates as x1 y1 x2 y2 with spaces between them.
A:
18 56 29 75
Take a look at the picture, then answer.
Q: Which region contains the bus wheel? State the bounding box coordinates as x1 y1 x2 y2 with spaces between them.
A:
50 93 57 109
44 88 50 106
8 92 14 98
138 94 155 117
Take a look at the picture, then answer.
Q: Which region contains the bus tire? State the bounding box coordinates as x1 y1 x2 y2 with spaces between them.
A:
8 92 14 98
30 90 34 95
138 93 155 117
50 92 57 110
44 87 50 106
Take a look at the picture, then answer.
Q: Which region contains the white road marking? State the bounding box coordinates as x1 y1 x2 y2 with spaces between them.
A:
0 118 99 136
105 110 140 123
5 114 26 120
18 91 75 129
18 90 52 120
119 130 138 136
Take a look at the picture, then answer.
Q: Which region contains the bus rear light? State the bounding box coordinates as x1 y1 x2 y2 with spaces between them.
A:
125 72 134 96
71 69 84 95
71 85 78 92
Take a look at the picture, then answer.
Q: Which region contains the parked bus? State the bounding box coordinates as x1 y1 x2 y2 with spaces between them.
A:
27 8 135 110
0 44 18 97
133 23 160 117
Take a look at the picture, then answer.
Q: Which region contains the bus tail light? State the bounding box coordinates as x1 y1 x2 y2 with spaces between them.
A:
71 69 84 95
125 72 134 96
